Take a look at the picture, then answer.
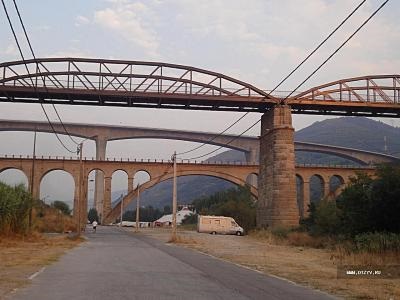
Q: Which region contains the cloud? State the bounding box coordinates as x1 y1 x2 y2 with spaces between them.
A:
75 15 90 27
93 1 160 58
4 44 18 56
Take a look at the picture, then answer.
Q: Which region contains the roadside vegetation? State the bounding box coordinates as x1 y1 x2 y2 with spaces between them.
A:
247 164 400 270
0 181 82 298
0 181 76 236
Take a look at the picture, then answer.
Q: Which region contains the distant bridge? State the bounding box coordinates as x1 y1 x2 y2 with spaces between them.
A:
0 119 397 166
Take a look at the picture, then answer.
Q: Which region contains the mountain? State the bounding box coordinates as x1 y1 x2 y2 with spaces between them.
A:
115 117 400 210
295 117 400 154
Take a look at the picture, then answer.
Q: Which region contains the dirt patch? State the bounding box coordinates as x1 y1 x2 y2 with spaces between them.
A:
0 234 82 299
140 228 400 299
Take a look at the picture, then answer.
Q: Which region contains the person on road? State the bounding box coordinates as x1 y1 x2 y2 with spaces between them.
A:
92 220 98 233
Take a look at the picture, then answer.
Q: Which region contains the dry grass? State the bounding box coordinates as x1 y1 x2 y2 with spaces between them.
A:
168 234 198 245
0 233 82 299
33 207 77 233
142 228 400 299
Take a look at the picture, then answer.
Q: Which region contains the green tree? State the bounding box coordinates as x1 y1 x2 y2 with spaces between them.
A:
336 172 375 235
192 185 256 231
370 165 400 233
87 208 99 223
51 201 71 215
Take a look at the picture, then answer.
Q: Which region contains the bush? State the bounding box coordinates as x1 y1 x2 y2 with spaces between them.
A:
51 200 71 215
301 199 340 236
353 232 400 253
0 182 34 235
271 226 290 239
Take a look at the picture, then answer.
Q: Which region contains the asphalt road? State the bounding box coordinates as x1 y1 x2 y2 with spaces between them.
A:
10 227 336 300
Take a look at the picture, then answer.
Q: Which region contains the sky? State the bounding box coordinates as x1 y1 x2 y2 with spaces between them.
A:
0 0 399 206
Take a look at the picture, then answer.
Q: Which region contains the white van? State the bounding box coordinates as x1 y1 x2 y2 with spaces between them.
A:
197 215 244 236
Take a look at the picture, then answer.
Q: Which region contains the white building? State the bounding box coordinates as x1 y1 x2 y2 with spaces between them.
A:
154 207 194 226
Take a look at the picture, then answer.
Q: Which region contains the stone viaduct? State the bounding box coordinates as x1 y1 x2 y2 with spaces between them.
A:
0 155 375 224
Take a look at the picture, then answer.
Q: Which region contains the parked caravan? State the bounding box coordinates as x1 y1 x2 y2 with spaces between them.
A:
197 215 244 236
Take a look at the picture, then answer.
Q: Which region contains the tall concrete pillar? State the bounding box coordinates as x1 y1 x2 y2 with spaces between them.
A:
245 148 259 164
257 105 299 228
94 136 107 217
103 176 112 221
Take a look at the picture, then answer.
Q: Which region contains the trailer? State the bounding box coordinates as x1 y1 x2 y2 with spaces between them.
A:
197 215 244 236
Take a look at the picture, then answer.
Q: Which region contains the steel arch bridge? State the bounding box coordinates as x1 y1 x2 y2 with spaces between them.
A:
0 57 399 117
0 57 276 112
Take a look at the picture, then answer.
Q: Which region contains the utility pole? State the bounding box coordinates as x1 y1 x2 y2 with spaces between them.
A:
29 130 37 230
135 183 140 232
119 194 123 227
171 151 177 240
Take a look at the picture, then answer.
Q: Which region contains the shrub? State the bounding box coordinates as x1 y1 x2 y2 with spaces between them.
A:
353 232 400 253
0 182 34 235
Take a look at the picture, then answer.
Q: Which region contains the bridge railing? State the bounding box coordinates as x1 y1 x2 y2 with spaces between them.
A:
0 154 376 169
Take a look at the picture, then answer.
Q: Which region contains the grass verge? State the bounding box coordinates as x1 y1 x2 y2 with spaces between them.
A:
0 233 82 299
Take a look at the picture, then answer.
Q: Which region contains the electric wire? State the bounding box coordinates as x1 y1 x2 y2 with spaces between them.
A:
12 0 80 146
1 0 77 153
282 0 390 102
183 0 390 161
177 0 367 157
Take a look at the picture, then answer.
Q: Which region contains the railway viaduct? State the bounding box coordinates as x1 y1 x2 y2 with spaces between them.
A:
0 156 375 224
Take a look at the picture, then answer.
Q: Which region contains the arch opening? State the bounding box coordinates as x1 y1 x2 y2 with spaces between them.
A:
296 174 304 218
40 170 75 212
0 168 29 189
329 175 345 194
87 169 105 212
310 174 324 205
111 170 128 208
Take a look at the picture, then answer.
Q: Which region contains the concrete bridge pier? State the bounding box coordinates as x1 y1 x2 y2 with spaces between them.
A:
257 105 299 228
245 148 259 164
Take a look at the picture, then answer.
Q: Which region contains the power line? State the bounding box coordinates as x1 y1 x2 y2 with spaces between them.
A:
177 0 367 157
183 0 390 161
283 0 390 102
1 0 76 153
12 0 80 146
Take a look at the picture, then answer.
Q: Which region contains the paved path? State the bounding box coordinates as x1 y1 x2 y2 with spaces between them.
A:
10 227 336 300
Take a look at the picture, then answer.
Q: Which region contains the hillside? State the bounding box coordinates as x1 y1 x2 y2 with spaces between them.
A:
116 117 400 210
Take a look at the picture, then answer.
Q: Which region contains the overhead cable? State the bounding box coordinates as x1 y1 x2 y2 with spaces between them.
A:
177 0 367 157
183 0 390 161
1 0 77 153
12 0 80 146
